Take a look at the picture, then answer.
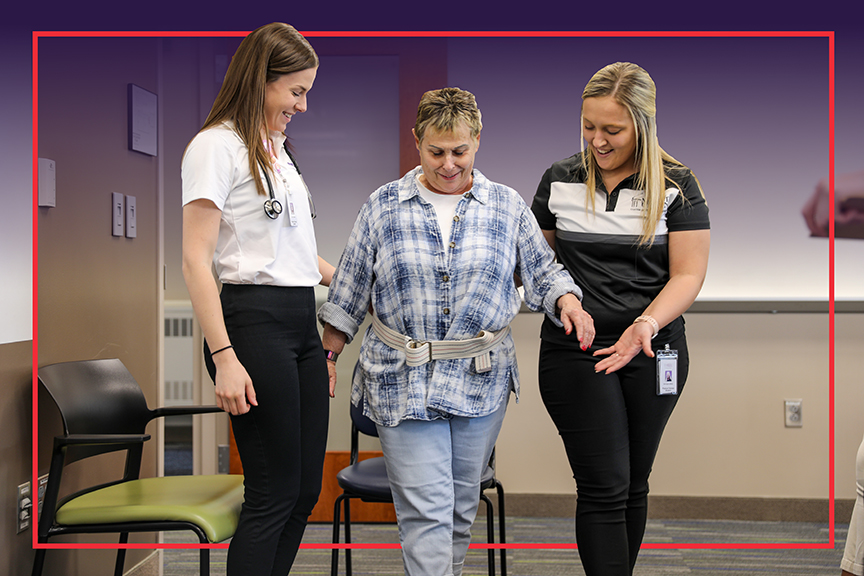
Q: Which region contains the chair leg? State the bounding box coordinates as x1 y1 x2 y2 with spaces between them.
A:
481 493 495 576
332 495 344 576
113 533 129 576
31 548 46 576
496 481 507 576
344 498 353 576
200 548 210 576
189 524 211 576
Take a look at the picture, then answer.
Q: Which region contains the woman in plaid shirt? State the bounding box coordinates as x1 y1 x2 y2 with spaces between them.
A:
319 87 594 576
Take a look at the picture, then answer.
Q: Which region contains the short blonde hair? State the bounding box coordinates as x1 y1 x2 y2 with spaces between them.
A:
414 87 482 142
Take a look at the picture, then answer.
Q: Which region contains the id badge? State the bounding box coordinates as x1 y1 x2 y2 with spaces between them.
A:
286 200 299 227
656 344 678 396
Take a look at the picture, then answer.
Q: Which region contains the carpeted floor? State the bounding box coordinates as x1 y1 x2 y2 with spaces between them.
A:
163 517 848 575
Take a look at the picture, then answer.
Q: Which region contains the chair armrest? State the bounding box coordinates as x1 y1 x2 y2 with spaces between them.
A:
56 434 151 447
150 405 223 418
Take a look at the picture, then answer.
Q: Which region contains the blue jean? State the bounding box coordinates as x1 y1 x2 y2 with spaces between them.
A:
375 396 508 576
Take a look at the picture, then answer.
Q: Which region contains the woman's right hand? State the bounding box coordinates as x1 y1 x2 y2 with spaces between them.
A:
212 349 258 415
184 199 257 414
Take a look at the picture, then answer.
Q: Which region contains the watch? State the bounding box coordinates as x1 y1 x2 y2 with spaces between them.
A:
324 350 339 363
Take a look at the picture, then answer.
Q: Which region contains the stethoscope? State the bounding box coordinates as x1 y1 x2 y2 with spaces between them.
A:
261 141 316 220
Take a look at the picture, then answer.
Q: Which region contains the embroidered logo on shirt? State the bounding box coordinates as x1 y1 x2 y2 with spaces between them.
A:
630 191 646 211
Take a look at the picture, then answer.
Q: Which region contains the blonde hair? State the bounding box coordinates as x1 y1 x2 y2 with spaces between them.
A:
200 22 318 196
414 87 482 142
580 62 689 246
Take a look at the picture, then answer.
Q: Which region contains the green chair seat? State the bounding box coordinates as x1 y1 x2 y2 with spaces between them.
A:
56 474 244 543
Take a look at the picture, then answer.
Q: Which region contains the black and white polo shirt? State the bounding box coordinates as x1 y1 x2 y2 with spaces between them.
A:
531 152 710 347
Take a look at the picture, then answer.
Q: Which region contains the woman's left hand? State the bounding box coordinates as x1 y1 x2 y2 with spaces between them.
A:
557 293 595 350
593 228 710 374
326 359 337 398
593 321 655 374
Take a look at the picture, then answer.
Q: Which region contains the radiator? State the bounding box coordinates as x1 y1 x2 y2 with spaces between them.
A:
164 302 195 406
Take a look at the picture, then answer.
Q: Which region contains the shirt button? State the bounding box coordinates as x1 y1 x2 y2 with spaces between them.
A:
443 308 450 315
449 241 456 248
453 215 460 222
463 193 470 198
443 275 450 282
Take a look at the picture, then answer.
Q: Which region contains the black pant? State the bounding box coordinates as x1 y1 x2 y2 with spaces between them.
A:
539 334 689 576
205 284 329 576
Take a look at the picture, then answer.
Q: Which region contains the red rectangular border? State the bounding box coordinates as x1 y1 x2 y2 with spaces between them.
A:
31 30 836 552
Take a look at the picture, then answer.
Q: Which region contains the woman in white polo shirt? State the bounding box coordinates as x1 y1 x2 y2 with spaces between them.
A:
181 22 333 576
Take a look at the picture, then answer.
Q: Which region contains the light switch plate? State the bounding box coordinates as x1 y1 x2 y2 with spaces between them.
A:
38 158 56 207
112 192 124 237
125 195 137 238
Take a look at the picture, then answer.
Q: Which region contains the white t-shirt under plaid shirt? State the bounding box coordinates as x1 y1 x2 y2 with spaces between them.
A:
318 166 582 427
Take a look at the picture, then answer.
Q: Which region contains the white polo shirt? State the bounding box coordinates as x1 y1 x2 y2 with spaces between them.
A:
182 122 321 287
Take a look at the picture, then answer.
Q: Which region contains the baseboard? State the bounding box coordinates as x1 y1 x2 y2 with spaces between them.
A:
503 493 855 523
124 550 160 576
648 496 854 523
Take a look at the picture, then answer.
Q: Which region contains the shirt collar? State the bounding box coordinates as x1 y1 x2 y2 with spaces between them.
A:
398 166 488 204
220 120 288 153
268 130 288 150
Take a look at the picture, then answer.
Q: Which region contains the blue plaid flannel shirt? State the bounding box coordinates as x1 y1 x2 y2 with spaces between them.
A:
318 167 581 426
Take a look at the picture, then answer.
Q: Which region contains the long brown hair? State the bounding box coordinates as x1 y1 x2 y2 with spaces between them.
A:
201 22 318 196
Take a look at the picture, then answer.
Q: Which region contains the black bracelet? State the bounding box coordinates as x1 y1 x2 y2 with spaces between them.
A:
210 344 234 357
324 350 339 363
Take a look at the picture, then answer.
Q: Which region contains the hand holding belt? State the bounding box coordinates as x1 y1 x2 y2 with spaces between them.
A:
371 314 510 374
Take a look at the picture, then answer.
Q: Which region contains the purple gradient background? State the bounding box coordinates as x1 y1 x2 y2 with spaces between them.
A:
444 36 837 300
2 5 863 343
0 26 33 344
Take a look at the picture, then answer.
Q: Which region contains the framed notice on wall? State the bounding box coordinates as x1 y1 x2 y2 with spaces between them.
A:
127 83 157 156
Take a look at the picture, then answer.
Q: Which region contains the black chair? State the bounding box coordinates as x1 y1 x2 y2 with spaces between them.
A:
33 358 245 576
331 398 507 576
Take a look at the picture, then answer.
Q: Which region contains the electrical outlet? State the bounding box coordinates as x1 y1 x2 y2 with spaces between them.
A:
218 445 230 474
785 399 803 427
17 482 31 534
37 474 49 517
